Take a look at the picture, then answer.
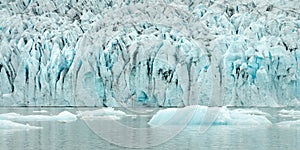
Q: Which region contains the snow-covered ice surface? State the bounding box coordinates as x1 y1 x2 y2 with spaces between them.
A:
77 107 126 120
278 109 300 118
148 105 272 126
0 0 300 107
230 108 272 117
0 111 77 123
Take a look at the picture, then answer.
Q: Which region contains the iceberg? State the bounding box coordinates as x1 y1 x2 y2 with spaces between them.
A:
0 120 41 130
0 111 77 123
32 110 48 113
77 107 126 120
148 105 272 126
278 109 300 119
0 0 299 107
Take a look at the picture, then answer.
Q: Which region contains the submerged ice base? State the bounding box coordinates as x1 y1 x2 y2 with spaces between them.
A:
0 0 300 107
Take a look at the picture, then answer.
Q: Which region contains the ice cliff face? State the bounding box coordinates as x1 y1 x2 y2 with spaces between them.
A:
0 0 299 106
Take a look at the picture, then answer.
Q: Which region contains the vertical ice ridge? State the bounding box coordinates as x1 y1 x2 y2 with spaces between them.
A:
0 0 299 106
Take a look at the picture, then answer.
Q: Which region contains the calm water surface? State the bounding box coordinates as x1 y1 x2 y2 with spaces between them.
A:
0 107 299 150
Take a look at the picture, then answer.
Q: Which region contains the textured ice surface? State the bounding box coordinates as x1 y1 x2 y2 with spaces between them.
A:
230 108 271 117
0 0 300 106
0 111 77 123
148 105 272 126
279 109 300 118
0 120 41 130
77 107 126 120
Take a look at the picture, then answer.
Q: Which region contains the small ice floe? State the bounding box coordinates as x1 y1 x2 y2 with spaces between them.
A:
276 120 300 128
0 111 77 123
32 110 48 113
77 107 126 120
55 111 77 123
0 120 41 130
148 105 272 126
278 109 300 119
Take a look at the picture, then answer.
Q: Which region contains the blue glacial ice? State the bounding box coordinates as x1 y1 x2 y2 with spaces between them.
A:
0 0 300 107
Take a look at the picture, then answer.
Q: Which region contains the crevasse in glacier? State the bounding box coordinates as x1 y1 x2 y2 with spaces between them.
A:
0 0 299 106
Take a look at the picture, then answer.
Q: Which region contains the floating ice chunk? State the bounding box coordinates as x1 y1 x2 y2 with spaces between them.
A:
278 109 300 118
55 111 78 123
147 108 180 126
0 111 77 123
148 105 272 126
0 120 41 130
77 107 126 120
218 109 272 126
32 110 48 113
276 120 300 128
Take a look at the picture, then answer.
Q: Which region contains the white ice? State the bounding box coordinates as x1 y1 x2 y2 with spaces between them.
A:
230 108 271 117
77 107 126 120
32 110 48 113
0 111 77 123
278 109 300 119
148 105 272 126
0 120 41 130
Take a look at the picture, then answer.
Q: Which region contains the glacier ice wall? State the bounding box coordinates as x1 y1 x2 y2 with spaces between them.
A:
0 0 299 106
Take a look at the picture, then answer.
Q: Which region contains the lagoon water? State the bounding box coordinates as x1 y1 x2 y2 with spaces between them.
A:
0 107 300 150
